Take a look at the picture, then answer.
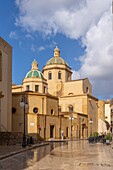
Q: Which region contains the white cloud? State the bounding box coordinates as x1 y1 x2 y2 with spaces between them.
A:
38 46 45 51
15 0 113 99
25 34 34 39
73 10 113 98
15 0 110 38
72 70 80 80
9 31 18 39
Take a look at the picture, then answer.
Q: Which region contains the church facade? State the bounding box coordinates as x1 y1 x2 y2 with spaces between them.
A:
12 47 99 139
0 36 110 141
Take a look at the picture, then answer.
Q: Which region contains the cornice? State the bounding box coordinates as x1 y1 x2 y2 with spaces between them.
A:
12 91 58 100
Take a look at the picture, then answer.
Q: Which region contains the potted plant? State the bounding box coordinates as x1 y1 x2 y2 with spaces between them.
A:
105 133 112 145
93 132 99 142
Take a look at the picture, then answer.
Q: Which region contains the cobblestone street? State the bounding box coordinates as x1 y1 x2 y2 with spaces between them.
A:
0 140 113 170
25 140 113 170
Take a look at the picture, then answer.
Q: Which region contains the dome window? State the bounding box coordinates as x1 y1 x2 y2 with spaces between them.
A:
58 71 61 79
35 85 39 92
26 85 30 91
48 72 52 80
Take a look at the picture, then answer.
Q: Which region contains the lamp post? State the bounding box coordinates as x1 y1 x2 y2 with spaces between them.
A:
20 94 28 147
89 118 93 136
69 114 74 140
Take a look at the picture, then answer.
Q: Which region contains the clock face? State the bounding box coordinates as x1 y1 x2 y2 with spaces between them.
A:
33 107 38 113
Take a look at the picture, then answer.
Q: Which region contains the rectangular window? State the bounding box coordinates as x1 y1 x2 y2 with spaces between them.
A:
48 72 52 80
35 85 39 92
43 86 46 93
26 85 30 91
58 72 61 79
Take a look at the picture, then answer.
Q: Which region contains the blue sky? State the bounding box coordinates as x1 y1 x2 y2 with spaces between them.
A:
0 0 113 99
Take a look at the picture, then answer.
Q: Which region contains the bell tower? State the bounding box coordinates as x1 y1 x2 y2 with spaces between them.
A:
42 47 72 96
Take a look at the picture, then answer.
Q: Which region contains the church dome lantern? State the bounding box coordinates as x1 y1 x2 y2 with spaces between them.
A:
54 46 60 58
31 59 38 70
25 59 45 79
46 46 69 66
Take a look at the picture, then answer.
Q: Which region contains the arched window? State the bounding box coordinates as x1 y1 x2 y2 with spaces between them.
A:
58 71 61 79
48 72 52 80
51 109 54 115
68 105 73 112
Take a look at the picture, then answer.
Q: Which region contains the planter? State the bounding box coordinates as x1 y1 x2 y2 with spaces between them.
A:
105 133 112 145
106 139 110 145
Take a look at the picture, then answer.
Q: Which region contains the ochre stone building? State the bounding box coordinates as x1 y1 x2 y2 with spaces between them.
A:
12 47 99 139
0 37 12 132
98 100 110 133
0 37 110 141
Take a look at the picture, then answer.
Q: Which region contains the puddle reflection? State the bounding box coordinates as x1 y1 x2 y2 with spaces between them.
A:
26 142 67 168
0 142 68 170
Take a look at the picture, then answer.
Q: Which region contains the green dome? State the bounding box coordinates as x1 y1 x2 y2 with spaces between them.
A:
46 46 68 66
26 70 44 79
46 57 68 66
25 59 45 79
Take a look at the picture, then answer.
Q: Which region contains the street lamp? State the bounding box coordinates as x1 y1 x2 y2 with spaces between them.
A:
89 118 93 136
69 114 74 140
20 94 28 147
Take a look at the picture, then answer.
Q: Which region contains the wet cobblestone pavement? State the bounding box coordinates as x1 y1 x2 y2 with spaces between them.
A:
24 140 113 170
0 142 49 160
0 140 113 170
0 142 65 170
